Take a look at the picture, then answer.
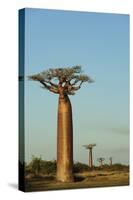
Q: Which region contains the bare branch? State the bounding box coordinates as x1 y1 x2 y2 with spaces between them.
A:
44 79 58 88
70 78 79 86
71 86 81 91
49 87 59 94
39 80 50 90
39 81 59 94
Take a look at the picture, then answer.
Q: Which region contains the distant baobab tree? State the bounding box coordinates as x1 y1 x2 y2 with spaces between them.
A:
28 65 94 182
97 157 105 168
109 157 113 166
83 144 96 169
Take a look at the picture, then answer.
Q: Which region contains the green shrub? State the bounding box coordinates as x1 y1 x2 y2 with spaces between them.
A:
41 160 56 175
73 162 89 173
26 156 57 176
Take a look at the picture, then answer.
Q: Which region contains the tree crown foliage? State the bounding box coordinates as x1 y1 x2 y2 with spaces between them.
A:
83 144 96 149
97 158 105 162
28 65 94 95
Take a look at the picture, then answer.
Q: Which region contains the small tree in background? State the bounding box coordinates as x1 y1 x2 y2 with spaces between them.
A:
97 157 105 168
83 144 96 169
29 156 43 177
29 65 93 182
109 157 113 166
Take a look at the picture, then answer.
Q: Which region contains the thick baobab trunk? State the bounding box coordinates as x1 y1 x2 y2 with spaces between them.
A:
57 94 74 182
89 148 93 168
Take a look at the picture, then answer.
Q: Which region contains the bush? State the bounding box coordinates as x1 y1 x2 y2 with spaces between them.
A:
25 156 129 176
26 156 57 176
93 164 129 171
41 160 56 175
27 156 43 176
73 162 89 173
109 163 129 171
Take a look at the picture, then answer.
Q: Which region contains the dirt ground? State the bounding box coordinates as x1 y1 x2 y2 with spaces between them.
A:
24 170 129 192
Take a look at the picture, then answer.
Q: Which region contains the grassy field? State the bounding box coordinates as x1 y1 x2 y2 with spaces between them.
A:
25 170 129 192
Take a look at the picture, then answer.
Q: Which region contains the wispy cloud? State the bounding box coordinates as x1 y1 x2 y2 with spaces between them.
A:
111 127 129 135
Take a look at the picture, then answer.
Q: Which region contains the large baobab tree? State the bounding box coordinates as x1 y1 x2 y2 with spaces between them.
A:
97 157 105 168
83 144 96 169
28 65 93 182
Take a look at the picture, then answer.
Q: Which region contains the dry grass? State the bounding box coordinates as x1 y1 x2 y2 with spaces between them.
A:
25 170 129 192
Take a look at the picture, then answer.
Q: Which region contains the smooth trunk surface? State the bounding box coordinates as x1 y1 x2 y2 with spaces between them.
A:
89 149 93 168
57 94 74 182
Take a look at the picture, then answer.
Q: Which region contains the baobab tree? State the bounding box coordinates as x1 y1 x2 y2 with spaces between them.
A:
28 65 93 182
83 144 96 169
109 157 113 166
97 157 105 168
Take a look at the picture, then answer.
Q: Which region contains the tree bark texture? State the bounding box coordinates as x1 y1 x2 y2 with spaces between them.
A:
57 94 74 182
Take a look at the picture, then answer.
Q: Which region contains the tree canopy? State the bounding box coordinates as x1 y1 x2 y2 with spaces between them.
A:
97 158 105 162
28 65 94 95
83 144 96 149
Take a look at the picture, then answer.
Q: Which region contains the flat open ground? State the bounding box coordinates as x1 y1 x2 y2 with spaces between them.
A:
25 170 129 192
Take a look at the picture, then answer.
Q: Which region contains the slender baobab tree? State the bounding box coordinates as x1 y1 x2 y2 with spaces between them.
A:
97 157 105 168
28 65 93 182
83 144 96 169
109 157 113 166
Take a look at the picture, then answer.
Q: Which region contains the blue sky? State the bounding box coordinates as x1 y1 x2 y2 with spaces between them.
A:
24 8 129 165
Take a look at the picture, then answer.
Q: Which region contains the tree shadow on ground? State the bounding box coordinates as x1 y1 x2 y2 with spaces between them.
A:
29 175 55 182
74 175 85 182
